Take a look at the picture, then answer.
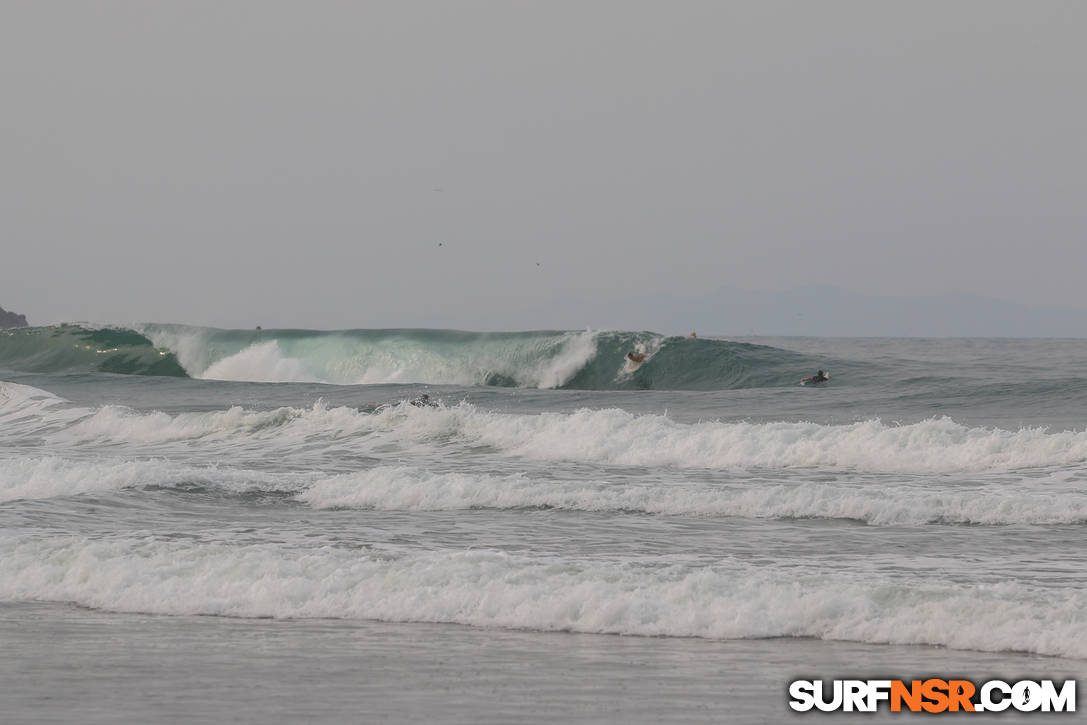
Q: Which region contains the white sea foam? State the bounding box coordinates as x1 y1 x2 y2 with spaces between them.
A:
141 326 601 388
7 381 1087 474
340 330 601 388
297 466 1087 525
0 381 71 420
449 408 1087 473
0 456 304 503
0 381 89 438
614 336 663 382
0 383 349 447
1 451 1079 524
2 534 1083 658
351 404 1087 474
63 404 302 445
533 330 599 389
138 324 217 377
142 323 324 383
201 341 319 383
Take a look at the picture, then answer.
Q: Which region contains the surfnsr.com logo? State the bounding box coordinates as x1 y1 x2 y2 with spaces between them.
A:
788 679 1076 713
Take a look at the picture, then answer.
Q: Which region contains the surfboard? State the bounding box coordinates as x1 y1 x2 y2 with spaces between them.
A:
621 345 655 376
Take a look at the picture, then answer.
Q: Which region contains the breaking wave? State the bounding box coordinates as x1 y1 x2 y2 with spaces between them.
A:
4 380 1085 655
2 324 817 390
295 466 1087 526
6 381 1087 476
2 454 1084 526
0 456 306 504
2 534 1083 658
0 325 186 377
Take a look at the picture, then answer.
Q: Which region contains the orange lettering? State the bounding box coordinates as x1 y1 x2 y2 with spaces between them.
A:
947 680 976 712
921 679 949 713
890 680 923 712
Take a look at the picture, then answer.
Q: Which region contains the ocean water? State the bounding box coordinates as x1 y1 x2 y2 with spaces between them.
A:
2 327 1085 723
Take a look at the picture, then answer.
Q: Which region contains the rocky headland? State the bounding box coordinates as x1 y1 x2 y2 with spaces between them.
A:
0 306 29 328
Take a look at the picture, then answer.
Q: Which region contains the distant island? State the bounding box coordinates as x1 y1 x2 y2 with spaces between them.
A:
0 305 28 328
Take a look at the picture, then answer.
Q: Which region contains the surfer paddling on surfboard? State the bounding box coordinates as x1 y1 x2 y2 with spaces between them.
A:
802 370 829 385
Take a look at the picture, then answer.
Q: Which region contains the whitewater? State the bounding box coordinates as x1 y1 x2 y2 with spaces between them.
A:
2 330 1086 722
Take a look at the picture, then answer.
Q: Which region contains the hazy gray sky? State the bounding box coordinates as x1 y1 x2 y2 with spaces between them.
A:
3 1 1085 330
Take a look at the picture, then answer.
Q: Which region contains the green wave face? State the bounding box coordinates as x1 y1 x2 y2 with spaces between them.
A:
568 332 812 390
0 325 187 377
2 324 820 390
